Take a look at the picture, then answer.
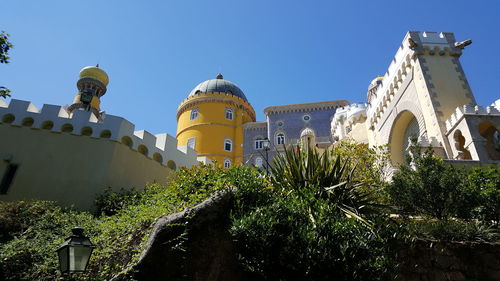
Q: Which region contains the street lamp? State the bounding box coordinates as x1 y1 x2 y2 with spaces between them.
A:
262 138 271 174
56 227 95 275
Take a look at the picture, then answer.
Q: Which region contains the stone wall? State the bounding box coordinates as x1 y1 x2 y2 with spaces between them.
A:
111 191 500 281
393 239 500 281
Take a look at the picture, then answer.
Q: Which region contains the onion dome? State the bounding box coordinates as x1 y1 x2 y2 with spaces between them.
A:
188 73 247 101
79 65 109 86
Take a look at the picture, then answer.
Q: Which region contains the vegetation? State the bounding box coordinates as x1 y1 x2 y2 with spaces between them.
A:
386 141 500 242
0 140 498 280
0 30 13 98
0 164 250 281
231 146 393 280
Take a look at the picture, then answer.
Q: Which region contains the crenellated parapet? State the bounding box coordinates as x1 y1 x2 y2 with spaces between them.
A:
264 100 348 115
366 31 467 130
243 121 267 131
0 99 198 168
445 103 500 133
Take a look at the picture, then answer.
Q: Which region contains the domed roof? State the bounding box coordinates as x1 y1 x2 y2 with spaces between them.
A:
188 74 247 101
369 76 384 88
79 65 109 86
300 127 315 138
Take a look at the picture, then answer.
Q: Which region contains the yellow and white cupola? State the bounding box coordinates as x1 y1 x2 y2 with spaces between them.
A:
176 74 255 167
68 65 109 119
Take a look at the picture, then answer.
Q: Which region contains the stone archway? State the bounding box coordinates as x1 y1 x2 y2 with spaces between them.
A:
478 121 500 161
388 110 421 165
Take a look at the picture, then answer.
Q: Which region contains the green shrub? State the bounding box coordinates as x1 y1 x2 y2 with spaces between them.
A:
94 187 144 216
0 164 263 281
404 219 499 242
0 201 60 243
0 202 95 281
466 166 500 224
231 147 392 280
386 146 466 220
386 141 500 226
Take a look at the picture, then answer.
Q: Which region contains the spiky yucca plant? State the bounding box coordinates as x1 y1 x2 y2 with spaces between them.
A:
270 146 379 226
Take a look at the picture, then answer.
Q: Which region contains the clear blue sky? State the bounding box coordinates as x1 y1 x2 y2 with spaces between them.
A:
1 0 499 136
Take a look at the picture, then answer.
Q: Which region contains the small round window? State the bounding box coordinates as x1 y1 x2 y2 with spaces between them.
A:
276 121 284 127
302 114 311 122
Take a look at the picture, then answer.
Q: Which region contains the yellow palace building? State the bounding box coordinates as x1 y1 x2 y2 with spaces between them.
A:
176 74 256 167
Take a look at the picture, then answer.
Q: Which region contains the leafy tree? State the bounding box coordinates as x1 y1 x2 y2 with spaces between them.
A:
465 166 500 224
386 144 465 220
0 31 13 98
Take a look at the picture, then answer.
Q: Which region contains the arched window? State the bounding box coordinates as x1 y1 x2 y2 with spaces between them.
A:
190 108 199 120
255 157 263 168
276 133 285 145
224 159 231 169
187 137 196 149
224 138 232 152
225 108 234 120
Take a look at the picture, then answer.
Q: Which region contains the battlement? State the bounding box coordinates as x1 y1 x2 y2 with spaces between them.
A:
367 31 464 128
0 99 198 168
445 103 500 132
243 121 267 131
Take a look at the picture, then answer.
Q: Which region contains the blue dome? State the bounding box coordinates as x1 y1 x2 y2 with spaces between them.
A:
188 74 247 101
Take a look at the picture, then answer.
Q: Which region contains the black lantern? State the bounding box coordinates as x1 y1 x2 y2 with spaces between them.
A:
56 227 95 274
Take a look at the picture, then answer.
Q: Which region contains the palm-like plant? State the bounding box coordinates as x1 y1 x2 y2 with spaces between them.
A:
270 146 380 227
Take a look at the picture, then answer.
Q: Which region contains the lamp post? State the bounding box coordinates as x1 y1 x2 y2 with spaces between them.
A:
263 138 271 174
56 227 95 276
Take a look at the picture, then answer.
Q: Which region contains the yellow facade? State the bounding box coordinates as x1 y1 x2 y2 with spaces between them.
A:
176 91 255 166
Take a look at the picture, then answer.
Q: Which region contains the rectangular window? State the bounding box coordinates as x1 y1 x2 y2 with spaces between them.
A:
187 138 196 149
225 108 234 120
190 109 199 120
255 139 264 150
0 164 18 194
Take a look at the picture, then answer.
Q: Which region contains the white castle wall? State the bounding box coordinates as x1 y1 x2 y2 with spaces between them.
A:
331 103 367 141
0 99 198 168
445 103 500 132
366 31 461 129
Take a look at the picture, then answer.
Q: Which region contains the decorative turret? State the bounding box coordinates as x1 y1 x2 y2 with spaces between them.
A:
68 65 109 119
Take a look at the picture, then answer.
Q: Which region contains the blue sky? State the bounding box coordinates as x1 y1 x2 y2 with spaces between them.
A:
1 0 499 136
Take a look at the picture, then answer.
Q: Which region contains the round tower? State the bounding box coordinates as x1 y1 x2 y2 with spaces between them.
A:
68 65 109 119
176 74 256 167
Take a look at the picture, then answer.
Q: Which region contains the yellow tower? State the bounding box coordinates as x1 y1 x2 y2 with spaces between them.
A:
68 65 109 119
176 74 256 167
